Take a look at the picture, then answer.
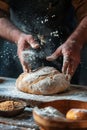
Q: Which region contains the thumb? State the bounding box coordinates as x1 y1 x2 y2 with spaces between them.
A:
46 47 62 61
22 61 31 73
27 35 39 49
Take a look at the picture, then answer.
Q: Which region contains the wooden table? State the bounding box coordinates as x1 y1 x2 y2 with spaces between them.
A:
0 107 39 130
0 77 87 129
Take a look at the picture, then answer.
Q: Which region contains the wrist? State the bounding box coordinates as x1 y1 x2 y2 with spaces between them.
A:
0 17 24 44
67 31 86 50
10 30 23 45
67 16 87 50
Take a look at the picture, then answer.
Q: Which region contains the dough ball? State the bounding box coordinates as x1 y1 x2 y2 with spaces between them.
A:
66 108 87 120
16 66 70 95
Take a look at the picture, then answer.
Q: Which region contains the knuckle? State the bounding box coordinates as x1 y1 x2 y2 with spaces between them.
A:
28 35 34 42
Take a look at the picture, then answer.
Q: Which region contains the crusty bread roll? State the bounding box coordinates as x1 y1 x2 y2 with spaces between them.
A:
66 108 87 120
16 66 70 95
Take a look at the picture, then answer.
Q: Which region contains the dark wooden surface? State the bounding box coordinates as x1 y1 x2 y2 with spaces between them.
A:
0 107 39 130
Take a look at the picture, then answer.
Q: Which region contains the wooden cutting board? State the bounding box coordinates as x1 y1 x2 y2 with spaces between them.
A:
0 77 87 106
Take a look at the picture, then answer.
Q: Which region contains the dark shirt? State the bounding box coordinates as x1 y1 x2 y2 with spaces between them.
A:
0 0 82 82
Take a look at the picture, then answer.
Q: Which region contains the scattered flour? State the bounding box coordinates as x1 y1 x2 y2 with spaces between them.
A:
34 106 66 121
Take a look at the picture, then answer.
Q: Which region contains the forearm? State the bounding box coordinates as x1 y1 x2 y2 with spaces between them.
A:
0 0 21 43
0 17 22 44
67 16 87 49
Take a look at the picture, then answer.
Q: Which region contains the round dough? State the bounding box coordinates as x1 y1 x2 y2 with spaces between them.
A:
16 66 70 95
66 108 87 120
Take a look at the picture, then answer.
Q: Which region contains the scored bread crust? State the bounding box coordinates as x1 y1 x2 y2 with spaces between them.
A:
16 66 70 95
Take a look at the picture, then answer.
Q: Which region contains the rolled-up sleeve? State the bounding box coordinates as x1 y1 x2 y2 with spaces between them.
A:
0 0 9 16
72 0 87 21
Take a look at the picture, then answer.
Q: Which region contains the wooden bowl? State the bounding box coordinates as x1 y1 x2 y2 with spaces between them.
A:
0 99 26 117
33 100 87 130
0 78 5 83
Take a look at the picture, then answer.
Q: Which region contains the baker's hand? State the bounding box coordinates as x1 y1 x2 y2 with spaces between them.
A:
17 33 39 72
46 39 81 80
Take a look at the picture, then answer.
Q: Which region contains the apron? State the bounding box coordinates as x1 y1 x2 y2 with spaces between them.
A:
0 0 80 84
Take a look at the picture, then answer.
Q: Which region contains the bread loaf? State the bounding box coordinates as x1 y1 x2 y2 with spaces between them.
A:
16 66 70 95
66 108 87 120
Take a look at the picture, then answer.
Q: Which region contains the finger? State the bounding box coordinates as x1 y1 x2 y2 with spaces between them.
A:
22 61 30 73
21 57 31 73
65 73 71 81
69 61 78 75
27 36 39 49
65 61 79 81
18 52 30 73
46 47 61 61
62 55 70 74
67 61 75 75
65 62 73 81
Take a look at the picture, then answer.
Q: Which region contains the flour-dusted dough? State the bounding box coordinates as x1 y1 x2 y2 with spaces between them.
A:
16 66 70 95
66 108 87 120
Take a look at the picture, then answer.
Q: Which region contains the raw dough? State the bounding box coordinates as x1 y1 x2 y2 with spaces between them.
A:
66 108 87 120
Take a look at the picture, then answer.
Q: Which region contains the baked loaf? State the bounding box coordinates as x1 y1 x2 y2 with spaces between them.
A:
16 66 70 95
66 108 87 120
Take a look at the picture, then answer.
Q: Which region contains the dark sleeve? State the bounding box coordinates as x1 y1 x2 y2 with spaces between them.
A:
0 0 10 17
72 0 87 21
